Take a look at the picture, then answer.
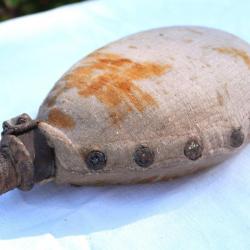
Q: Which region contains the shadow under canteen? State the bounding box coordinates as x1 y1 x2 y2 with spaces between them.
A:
0 152 238 239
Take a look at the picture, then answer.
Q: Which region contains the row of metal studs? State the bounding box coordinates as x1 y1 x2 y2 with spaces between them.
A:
85 128 244 170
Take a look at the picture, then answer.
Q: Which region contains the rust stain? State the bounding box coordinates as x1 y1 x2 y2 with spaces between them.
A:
190 75 198 81
44 84 65 107
183 39 193 43
109 106 132 125
187 28 203 35
48 108 75 129
136 175 158 184
128 45 137 49
159 175 169 182
214 47 250 69
160 175 175 182
63 52 171 124
216 91 224 106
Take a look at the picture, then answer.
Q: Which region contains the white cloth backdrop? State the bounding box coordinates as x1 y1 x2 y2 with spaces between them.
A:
0 0 250 249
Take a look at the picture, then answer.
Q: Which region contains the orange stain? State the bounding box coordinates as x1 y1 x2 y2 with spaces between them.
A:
48 108 75 129
183 39 193 43
128 45 138 49
63 52 171 124
136 175 158 184
214 47 250 69
45 84 65 107
159 175 173 182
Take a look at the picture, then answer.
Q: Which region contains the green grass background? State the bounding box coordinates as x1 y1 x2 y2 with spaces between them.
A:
0 0 85 21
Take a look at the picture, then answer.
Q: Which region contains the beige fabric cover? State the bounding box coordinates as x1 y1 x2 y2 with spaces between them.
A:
37 26 250 185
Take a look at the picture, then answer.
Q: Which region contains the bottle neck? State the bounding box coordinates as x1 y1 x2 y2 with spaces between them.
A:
0 150 19 195
0 114 55 195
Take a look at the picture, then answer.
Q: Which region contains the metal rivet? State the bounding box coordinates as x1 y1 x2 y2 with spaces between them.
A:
230 128 244 148
133 145 155 168
85 150 107 170
184 139 203 161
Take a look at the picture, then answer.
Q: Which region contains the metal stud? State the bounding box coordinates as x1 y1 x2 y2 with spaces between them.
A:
230 128 244 148
85 150 107 170
133 145 155 168
184 138 203 161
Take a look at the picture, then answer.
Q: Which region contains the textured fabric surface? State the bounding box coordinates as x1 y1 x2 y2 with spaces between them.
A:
0 0 250 249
